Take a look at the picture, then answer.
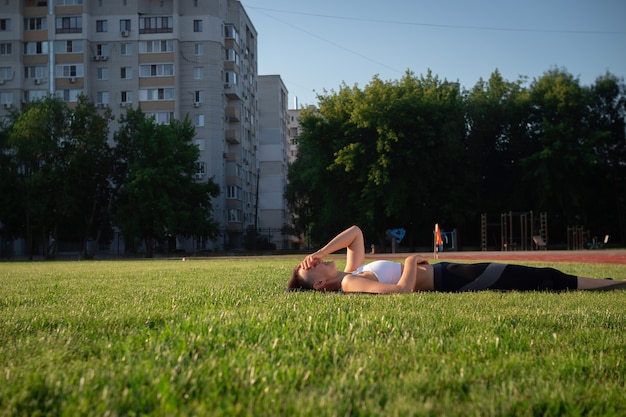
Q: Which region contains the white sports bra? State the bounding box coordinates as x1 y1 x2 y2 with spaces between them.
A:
352 260 402 284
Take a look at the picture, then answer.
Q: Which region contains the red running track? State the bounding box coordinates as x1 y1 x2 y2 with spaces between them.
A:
366 250 626 265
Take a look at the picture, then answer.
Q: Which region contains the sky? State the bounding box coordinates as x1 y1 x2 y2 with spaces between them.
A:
241 0 626 108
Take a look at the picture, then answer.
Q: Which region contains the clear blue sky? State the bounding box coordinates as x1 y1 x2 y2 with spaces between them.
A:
242 0 626 108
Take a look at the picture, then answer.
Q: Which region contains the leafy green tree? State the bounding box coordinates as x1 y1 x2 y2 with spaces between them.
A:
524 68 595 236
9 96 69 259
62 95 115 259
113 108 219 257
286 85 365 244
465 70 531 215
287 71 468 248
0 112 22 254
588 72 626 242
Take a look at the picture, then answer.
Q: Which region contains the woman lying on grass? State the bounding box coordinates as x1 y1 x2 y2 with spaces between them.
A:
288 225 626 293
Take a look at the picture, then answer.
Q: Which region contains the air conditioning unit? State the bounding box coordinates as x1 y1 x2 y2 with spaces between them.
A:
121 30 129 37
0 79 4 85
69 77 76 83
100 55 108 61
224 83 231 88
195 173 204 179
120 102 127 108
193 102 201 108
34 78 41 85
93 55 99 61
3 103 12 109
97 103 107 109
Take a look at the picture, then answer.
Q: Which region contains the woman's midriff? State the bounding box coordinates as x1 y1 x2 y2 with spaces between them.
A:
414 264 435 291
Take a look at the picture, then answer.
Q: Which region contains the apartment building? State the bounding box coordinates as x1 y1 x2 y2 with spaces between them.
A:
0 0 259 250
287 107 302 164
257 74 289 249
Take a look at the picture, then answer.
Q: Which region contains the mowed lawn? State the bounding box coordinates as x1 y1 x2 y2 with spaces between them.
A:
1 258 625 416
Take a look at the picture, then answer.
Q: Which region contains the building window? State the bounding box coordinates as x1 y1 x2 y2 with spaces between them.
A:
225 49 239 65
24 42 49 55
54 40 83 53
120 19 131 31
224 25 239 43
0 19 11 31
193 20 202 32
147 111 174 125
196 161 205 177
56 89 82 102
96 91 109 105
24 90 47 103
24 17 47 31
96 20 108 32
0 43 12 55
121 43 132 56
139 40 173 53
228 209 242 222
193 0 198 6
227 186 241 200
139 88 175 101
139 64 174 77
56 64 83 77
120 67 132 79
25 66 47 79
194 43 203 55
0 67 13 81
194 67 203 79
55 16 82 34
95 44 109 57
194 91 204 103
0 92 14 106
120 90 132 104
55 0 83 5
139 16 173 34
96 67 108 80
224 71 237 85
194 114 205 127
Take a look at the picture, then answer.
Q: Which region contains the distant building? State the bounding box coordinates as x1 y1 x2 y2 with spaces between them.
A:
287 107 302 164
257 75 289 249
0 0 262 251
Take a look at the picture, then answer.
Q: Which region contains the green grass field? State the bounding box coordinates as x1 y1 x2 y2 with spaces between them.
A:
1 258 625 416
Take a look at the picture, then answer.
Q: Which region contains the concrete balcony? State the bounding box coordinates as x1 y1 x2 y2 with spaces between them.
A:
225 129 240 144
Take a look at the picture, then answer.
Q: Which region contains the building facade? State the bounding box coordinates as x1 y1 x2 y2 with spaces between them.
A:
287 107 302 164
257 74 288 249
0 0 259 250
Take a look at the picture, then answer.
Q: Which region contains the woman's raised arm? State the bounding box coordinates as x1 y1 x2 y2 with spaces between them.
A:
299 225 365 272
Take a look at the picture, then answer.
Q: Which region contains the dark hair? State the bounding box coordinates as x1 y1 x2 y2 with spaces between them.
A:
287 265 314 290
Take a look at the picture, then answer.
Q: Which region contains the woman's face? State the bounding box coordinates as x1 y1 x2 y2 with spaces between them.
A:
301 260 338 289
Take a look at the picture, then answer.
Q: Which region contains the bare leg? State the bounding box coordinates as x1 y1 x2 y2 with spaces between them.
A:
577 277 626 291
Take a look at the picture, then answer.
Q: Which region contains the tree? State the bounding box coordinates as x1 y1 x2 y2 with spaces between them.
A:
465 70 531 215
0 112 22 256
287 71 468 248
588 72 626 242
524 68 595 237
9 96 70 259
63 95 115 259
113 108 220 257
286 85 365 244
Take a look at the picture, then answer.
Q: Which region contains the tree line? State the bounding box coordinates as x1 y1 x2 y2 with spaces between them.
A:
0 95 220 259
286 68 626 250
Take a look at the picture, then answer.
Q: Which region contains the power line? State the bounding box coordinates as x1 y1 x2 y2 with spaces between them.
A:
247 6 626 36
251 8 404 75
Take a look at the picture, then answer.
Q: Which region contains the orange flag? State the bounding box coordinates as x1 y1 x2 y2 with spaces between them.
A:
435 223 443 246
